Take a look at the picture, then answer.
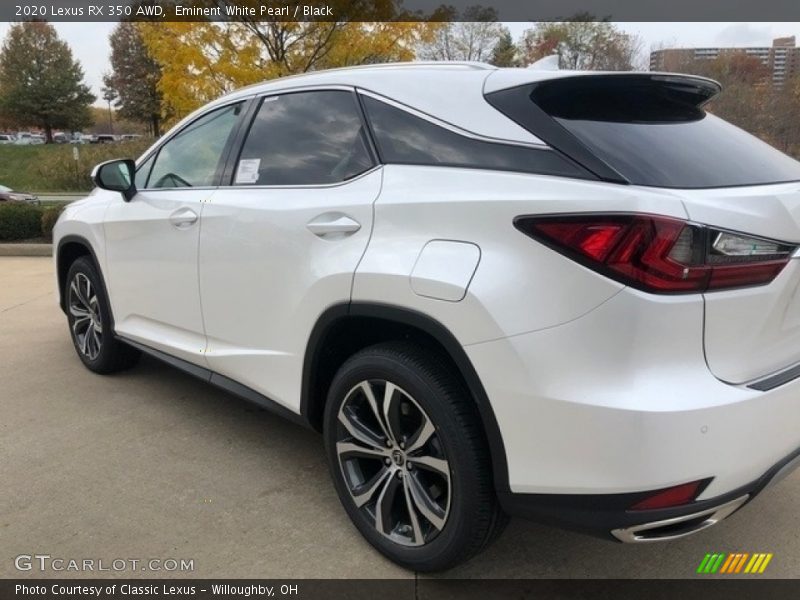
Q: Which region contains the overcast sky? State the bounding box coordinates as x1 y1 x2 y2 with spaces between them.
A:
0 21 798 106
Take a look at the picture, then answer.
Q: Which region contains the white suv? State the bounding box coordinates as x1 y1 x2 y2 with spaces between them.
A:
54 63 800 571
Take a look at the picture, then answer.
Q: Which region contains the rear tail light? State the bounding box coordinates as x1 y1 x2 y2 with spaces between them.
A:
515 214 797 294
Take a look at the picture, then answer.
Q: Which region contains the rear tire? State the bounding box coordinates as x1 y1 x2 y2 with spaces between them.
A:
323 341 507 571
65 257 140 374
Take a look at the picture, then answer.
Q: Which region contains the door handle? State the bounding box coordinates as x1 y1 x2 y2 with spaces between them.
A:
307 213 361 238
170 207 198 229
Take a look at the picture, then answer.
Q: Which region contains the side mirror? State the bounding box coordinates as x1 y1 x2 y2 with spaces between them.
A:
91 159 137 202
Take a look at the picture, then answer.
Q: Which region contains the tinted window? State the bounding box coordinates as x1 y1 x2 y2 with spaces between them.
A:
555 114 800 188
235 91 373 186
148 103 242 189
520 76 800 188
361 95 590 179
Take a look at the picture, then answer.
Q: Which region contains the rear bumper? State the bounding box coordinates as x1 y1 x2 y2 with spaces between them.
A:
463 286 800 537
498 445 800 541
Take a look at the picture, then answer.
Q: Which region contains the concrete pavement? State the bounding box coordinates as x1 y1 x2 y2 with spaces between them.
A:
1 256 798 579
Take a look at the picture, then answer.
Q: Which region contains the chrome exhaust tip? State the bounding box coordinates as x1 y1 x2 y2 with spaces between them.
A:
611 494 749 543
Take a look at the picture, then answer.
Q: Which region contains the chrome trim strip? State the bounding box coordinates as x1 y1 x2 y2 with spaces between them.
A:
747 360 800 391
611 495 749 543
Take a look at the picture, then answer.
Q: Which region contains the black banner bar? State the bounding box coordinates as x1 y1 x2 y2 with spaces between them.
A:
3 0 800 23
3 580 800 600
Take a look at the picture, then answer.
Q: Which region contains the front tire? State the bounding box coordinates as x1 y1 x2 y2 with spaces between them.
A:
65 257 140 374
323 341 507 571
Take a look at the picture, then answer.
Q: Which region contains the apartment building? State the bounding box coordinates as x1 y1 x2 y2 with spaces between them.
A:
650 36 799 85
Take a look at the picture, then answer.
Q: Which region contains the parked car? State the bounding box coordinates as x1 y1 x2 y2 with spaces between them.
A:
0 184 40 204
91 134 117 144
53 62 800 571
0 133 15 144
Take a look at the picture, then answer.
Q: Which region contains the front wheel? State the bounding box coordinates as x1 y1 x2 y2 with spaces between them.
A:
323 341 507 571
65 257 140 374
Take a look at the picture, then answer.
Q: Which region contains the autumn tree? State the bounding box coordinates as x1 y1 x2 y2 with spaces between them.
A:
520 17 643 70
104 21 165 137
418 6 511 63
0 22 95 141
140 1 438 117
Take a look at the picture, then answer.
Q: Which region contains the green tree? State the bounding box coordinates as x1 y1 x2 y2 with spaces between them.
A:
104 22 164 137
0 22 95 141
490 30 518 67
520 16 642 71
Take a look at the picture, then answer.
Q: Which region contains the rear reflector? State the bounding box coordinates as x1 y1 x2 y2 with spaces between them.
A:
630 481 705 511
516 214 796 294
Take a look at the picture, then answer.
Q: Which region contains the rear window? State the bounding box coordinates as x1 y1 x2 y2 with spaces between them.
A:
494 76 800 189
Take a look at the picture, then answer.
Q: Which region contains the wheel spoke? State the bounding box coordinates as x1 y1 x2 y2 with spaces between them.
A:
402 476 424 545
70 279 89 309
336 441 387 461
69 304 90 318
382 382 405 446
405 417 435 455
90 330 102 358
71 315 90 334
359 381 395 444
374 474 401 535
406 471 447 531
79 331 89 355
351 467 392 508
338 405 385 449
409 455 450 478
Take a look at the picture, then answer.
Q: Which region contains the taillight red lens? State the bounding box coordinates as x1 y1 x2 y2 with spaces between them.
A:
629 480 706 511
516 214 796 294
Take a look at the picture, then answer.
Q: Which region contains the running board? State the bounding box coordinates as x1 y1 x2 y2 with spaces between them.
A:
116 336 310 429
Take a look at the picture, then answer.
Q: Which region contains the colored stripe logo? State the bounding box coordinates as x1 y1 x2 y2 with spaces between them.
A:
697 552 773 574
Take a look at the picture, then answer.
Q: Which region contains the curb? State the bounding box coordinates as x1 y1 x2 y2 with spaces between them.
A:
0 243 53 257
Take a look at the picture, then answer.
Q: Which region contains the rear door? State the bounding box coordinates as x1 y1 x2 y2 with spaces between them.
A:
198 89 380 410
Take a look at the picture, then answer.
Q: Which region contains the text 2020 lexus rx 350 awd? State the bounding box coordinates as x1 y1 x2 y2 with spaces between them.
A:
55 63 800 571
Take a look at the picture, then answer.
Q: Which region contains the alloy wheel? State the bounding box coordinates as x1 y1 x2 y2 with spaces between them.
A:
68 272 103 361
335 379 452 547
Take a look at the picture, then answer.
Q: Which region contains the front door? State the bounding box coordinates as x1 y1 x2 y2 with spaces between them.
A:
104 101 245 364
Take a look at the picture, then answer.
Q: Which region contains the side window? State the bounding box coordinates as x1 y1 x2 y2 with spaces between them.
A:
135 153 155 189
361 95 590 179
234 91 373 186
148 103 242 189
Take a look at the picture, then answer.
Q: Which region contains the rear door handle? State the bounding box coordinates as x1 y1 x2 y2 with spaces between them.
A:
170 207 198 229
307 213 361 238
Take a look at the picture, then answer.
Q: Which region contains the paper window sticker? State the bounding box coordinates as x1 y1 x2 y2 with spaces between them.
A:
235 158 261 184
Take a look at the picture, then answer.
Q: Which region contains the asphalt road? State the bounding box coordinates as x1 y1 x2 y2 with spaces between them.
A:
1 256 798 580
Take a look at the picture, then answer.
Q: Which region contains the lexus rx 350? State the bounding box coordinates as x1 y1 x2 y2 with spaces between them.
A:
54 62 800 571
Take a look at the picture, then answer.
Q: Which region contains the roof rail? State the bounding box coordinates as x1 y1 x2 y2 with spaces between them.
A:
314 61 497 73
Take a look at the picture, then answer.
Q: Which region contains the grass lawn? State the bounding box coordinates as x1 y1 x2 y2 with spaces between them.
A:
0 141 152 193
